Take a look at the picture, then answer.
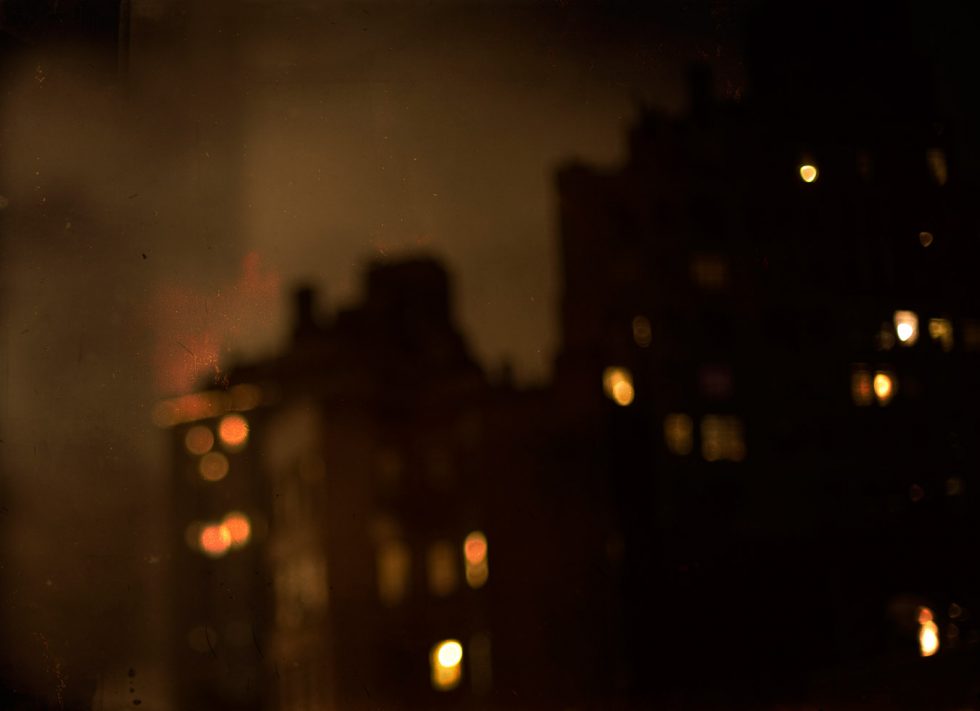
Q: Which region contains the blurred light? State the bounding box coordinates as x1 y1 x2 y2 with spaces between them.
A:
894 311 919 345
701 415 745 462
947 623 959 640
928 318 953 352
464 531 489 589
851 367 874 406
464 531 488 565
949 603 962 619
200 524 232 558
222 512 251 548
427 541 458 597
873 372 894 404
664 414 694 454
876 323 896 351
431 640 463 690
184 425 214 456
377 540 411 606
219 414 249 450
918 606 939 657
690 254 728 289
909 484 925 503
947 477 964 496
229 383 262 411
603 367 634 406
632 315 652 348
151 391 232 428
919 231 934 248
199 451 230 482
799 164 818 183
927 148 948 186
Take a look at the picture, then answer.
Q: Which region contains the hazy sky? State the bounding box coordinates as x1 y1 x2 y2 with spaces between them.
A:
0 1 742 703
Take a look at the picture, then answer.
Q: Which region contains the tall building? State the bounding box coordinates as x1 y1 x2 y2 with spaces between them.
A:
553 5 980 705
160 258 510 711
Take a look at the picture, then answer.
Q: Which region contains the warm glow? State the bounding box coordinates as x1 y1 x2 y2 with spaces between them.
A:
431 640 463 690
664 414 694 455
464 531 489 589
690 254 728 289
701 415 746 462
427 541 458 596
229 383 262 411
927 148 948 186
919 231 934 247
632 315 652 348
219 413 249 450
184 425 214 455
799 164 818 183
151 391 232 428
873 372 894 404
928 318 953 352
377 540 411 606
894 310 919 345
200 524 232 558
464 531 488 565
851 367 873 406
199 451 230 482
222 512 251 548
603 367 634 406
918 606 939 657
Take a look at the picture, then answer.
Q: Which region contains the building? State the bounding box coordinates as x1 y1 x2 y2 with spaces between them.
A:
552 5 980 706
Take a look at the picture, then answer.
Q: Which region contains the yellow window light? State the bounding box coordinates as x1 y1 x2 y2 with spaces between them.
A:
431 640 463 691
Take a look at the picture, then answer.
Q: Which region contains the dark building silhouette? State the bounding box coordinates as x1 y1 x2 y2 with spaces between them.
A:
158 3 980 710
552 4 980 707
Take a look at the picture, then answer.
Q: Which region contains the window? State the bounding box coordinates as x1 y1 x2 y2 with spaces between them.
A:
430 639 463 691
463 531 489 588
632 315 652 348
690 253 728 289
664 414 694 455
377 540 411 606
427 540 458 596
928 318 953 352
851 366 874 406
894 310 919 345
926 148 948 186
701 415 745 462
602 367 635 406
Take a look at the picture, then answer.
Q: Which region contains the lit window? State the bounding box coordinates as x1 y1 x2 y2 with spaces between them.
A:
199 524 232 558
664 414 693 455
632 315 652 348
377 540 411 606
799 164 818 183
926 149 948 186
218 413 249 451
928 318 953 352
690 254 728 289
851 367 874 406
873 371 895 405
463 531 489 589
427 541 458 597
946 477 964 496
919 231 934 248
222 512 251 549
602 367 634 406
199 451 229 482
431 640 463 691
185 425 214 455
918 606 939 657
700 415 745 462
894 310 919 345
